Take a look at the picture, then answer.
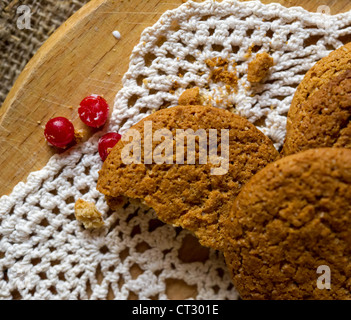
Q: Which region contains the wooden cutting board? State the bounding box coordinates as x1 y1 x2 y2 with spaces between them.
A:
1 0 351 197
1 0 351 301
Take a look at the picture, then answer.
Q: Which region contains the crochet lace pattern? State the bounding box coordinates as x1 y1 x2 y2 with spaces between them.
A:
1 0 351 300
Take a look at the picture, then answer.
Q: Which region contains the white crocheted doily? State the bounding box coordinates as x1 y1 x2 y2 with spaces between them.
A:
1 0 351 300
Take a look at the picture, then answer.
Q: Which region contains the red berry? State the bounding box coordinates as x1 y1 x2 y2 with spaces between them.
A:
78 95 109 128
44 117 75 148
98 132 122 161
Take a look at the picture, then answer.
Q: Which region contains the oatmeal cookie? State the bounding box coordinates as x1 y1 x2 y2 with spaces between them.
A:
283 70 351 155
282 69 351 155
224 148 351 300
97 105 279 250
282 42 351 155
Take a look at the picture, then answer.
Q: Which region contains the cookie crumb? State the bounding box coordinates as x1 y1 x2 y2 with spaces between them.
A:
178 87 202 105
74 129 85 143
74 199 105 229
247 52 274 83
205 57 238 91
169 81 181 94
244 44 255 59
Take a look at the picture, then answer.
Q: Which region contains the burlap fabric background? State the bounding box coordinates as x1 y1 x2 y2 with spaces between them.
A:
0 0 91 106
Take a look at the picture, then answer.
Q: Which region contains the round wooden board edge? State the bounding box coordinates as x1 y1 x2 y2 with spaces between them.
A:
0 0 107 120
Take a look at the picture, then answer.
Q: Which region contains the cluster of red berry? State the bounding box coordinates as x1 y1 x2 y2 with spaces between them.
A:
44 95 121 161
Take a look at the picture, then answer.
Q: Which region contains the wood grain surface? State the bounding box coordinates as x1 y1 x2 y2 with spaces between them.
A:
0 0 350 198
1 0 351 196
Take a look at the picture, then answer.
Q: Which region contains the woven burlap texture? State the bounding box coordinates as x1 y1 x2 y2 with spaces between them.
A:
0 0 90 106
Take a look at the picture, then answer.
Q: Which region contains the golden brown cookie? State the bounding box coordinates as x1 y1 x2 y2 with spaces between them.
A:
97 105 279 250
223 148 351 300
282 42 351 156
282 69 351 155
283 70 351 155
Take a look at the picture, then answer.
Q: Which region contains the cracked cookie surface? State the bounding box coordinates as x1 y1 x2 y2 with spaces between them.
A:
97 105 279 251
224 148 351 300
283 42 351 156
283 70 351 155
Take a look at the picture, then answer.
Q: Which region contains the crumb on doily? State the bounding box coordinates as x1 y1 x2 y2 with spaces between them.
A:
74 199 105 229
199 57 239 108
169 81 181 94
205 57 238 91
74 129 85 144
178 87 203 105
244 44 261 59
247 52 274 83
